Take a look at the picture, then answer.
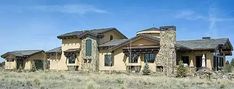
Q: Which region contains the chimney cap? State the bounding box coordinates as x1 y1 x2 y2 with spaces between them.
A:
202 37 211 40
160 26 176 31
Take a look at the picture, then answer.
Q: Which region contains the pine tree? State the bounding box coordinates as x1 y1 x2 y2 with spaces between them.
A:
142 62 151 75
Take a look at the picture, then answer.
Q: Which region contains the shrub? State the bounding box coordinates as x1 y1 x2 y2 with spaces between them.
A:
33 79 41 86
176 60 188 77
142 63 150 75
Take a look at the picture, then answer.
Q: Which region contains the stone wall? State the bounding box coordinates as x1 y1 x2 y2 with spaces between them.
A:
81 37 99 71
155 26 176 76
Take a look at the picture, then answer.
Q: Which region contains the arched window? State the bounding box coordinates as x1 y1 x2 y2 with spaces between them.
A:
110 35 113 41
86 39 92 56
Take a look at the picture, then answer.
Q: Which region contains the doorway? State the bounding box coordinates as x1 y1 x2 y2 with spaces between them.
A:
34 60 44 70
16 59 25 69
196 56 202 70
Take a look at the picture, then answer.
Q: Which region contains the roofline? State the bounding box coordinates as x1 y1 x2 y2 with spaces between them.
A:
109 34 159 51
1 50 45 59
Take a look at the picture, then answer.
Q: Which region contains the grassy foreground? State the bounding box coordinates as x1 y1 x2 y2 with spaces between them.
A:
0 70 234 89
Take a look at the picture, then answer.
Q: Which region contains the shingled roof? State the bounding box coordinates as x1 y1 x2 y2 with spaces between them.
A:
46 47 62 53
1 50 44 58
99 39 128 47
57 27 127 39
176 38 233 51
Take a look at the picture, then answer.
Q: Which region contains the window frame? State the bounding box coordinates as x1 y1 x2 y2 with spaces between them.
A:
104 54 113 66
85 39 92 56
67 53 76 64
144 53 156 63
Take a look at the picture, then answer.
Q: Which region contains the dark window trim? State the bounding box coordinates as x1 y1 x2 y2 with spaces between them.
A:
86 39 92 56
104 54 113 66
67 53 76 64
144 53 156 63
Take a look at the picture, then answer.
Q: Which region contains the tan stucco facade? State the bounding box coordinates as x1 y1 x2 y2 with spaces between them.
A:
4 52 46 70
99 37 159 72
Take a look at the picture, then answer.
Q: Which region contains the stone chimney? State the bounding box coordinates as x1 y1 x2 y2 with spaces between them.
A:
155 26 176 76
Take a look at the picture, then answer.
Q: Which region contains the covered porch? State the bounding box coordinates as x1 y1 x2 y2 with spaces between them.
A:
123 46 159 73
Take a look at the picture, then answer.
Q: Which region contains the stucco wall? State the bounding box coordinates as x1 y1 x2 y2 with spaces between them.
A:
99 37 159 72
59 38 82 70
99 48 127 71
99 30 126 44
24 52 46 70
48 54 61 70
5 60 16 69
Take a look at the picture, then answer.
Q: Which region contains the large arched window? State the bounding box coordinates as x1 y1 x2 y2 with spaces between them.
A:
86 39 92 56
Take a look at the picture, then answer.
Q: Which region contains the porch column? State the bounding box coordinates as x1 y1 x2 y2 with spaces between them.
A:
202 54 206 68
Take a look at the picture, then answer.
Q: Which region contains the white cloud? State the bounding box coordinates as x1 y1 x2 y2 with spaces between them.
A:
175 10 205 20
33 4 108 15
0 4 108 15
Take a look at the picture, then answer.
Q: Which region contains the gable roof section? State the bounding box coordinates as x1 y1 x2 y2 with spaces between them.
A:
1 50 44 59
57 27 127 39
176 38 233 51
109 34 160 51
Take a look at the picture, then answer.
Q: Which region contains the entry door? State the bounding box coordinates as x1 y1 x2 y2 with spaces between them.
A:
16 59 25 69
196 56 202 68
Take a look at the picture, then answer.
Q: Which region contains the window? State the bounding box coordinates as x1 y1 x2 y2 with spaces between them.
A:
129 53 139 63
181 56 190 66
110 35 113 41
104 54 113 66
144 53 156 63
6 58 14 62
86 39 92 56
68 54 76 64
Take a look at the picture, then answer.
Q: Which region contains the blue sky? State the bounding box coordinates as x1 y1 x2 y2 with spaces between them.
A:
0 0 234 62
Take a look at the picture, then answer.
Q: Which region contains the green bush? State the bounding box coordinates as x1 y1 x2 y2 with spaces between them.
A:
142 63 151 75
176 60 188 77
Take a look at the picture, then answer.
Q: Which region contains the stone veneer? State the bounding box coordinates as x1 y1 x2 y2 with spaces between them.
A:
155 26 176 76
81 37 99 71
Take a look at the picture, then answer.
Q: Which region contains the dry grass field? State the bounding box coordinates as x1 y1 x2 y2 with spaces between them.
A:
0 70 234 89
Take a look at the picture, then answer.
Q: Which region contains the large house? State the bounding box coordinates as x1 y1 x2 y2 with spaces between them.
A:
2 26 233 75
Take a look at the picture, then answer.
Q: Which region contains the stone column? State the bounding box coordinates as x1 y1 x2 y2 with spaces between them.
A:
155 26 176 76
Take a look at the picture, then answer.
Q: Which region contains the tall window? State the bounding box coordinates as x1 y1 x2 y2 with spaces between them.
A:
144 53 156 63
86 39 92 56
110 35 113 41
104 54 113 66
68 53 76 64
129 53 139 63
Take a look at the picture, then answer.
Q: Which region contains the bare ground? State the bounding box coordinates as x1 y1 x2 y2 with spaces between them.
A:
0 70 233 89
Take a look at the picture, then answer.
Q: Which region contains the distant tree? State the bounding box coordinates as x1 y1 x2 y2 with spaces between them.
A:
226 60 230 65
231 58 234 67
